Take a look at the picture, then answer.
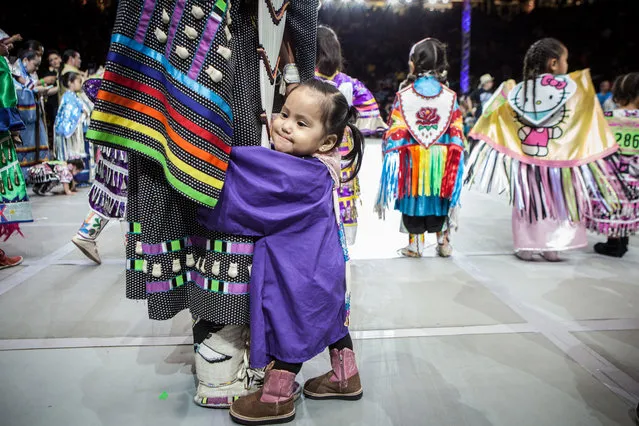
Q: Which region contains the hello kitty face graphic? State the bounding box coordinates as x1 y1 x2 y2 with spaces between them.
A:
508 74 577 127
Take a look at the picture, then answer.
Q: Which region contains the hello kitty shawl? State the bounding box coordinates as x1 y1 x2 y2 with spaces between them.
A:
465 69 627 224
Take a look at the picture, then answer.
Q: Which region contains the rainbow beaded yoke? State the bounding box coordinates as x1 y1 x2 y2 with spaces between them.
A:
87 0 236 208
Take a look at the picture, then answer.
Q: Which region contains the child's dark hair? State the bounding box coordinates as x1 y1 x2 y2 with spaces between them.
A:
522 38 566 115
400 38 448 89
316 26 342 77
611 73 639 107
299 79 364 182
61 72 81 89
68 159 85 170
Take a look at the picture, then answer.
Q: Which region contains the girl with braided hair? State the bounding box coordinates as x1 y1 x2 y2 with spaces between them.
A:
466 38 627 262
315 25 383 245
375 38 466 258
586 73 639 257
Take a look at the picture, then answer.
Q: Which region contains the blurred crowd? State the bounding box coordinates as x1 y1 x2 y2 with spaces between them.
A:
320 0 638 121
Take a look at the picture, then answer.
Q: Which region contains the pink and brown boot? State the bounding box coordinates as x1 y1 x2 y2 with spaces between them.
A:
229 363 296 425
303 348 363 401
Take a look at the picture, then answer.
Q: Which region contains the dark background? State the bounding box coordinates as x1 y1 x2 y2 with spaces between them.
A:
3 0 636 96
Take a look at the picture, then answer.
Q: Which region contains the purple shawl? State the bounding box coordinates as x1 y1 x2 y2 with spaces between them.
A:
198 147 348 367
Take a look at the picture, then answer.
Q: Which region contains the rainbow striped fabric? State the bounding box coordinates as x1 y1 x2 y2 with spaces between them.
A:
87 0 234 207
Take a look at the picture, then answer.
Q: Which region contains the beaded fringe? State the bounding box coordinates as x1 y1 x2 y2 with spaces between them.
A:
375 144 463 218
464 140 630 224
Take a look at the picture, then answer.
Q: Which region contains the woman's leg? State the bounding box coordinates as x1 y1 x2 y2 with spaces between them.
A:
193 322 257 409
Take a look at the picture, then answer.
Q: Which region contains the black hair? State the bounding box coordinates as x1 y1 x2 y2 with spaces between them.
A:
61 72 81 89
299 79 364 182
47 50 60 58
400 38 449 89
611 73 639 107
24 40 43 54
63 49 79 64
19 49 40 62
522 37 567 115
67 159 85 171
316 26 343 77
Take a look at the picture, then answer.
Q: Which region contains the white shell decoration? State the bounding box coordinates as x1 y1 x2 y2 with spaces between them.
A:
228 263 239 279
172 259 182 273
175 46 190 59
135 241 143 255
205 66 223 83
186 254 196 267
247 265 252 277
162 9 170 24
142 259 148 273
191 5 205 19
152 263 162 278
184 25 198 40
200 258 207 273
154 28 168 44
217 45 232 60
224 26 232 42
211 260 221 276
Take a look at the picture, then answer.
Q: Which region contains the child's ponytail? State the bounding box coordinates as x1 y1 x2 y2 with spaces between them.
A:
401 38 449 91
342 106 364 182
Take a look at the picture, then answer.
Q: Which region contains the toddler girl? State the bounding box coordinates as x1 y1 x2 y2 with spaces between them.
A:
199 79 364 425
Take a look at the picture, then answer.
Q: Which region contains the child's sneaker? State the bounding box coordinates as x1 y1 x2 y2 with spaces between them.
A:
72 236 102 264
0 250 23 270
303 348 363 401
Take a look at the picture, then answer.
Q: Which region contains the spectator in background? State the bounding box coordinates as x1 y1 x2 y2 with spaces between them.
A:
459 95 476 136
12 49 52 172
9 40 53 86
60 49 85 97
602 95 616 112
10 41 57 150
472 74 495 119
20 40 44 80
43 50 62 148
61 49 82 76
597 80 612 106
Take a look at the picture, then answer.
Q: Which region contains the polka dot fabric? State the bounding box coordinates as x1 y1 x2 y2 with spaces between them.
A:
126 152 252 323
102 0 319 324
88 0 234 207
